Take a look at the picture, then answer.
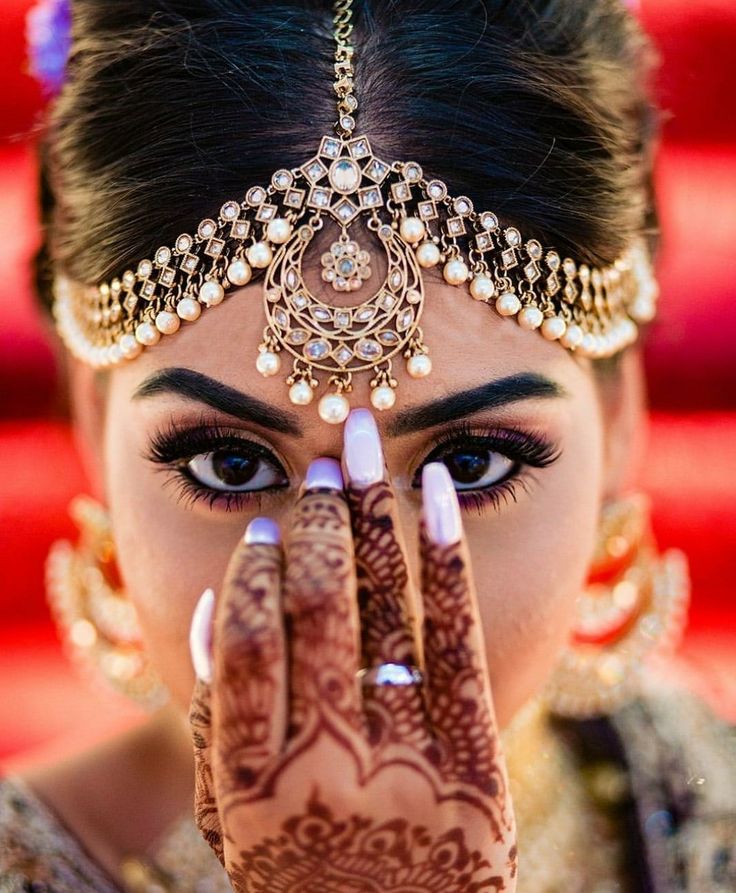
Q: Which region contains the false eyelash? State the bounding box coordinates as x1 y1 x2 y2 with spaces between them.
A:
412 419 562 516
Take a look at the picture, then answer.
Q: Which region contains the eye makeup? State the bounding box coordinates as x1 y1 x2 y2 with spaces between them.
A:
142 413 562 516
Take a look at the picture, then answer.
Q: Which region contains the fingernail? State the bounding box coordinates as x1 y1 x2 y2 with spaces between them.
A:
344 408 384 486
189 587 215 684
304 457 344 492
244 516 281 545
422 462 462 546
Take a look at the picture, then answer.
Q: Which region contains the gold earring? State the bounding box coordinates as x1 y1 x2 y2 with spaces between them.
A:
543 492 690 718
45 495 169 711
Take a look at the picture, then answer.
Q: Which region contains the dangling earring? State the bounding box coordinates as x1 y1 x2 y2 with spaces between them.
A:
543 492 690 718
45 495 169 710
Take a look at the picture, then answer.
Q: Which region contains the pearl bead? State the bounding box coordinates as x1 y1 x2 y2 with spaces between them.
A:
318 392 350 425
289 380 314 406
256 351 281 377
579 333 598 356
266 218 292 244
135 322 160 346
406 354 432 378
370 385 396 411
119 334 142 359
517 306 544 330
108 344 123 364
541 316 567 341
443 258 469 286
247 241 273 268
227 259 252 286
199 280 225 306
416 241 441 268
399 217 426 244
495 292 521 317
155 311 181 334
560 324 583 349
469 275 495 301
176 297 202 321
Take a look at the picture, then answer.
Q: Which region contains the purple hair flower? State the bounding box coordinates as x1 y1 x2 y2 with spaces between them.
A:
26 0 72 96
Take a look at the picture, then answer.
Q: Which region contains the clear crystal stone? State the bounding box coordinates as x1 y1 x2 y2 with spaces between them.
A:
397 308 414 331
246 187 266 206
480 211 499 230
274 308 289 327
390 270 404 289
305 339 329 360
377 331 399 345
311 306 332 321
505 228 521 246
356 307 376 322
286 328 309 345
380 293 396 311
176 235 192 252
198 220 216 238
335 345 353 365
427 180 447 200
329 158 361 194
291 293 308 309
155 247 171 265
286 269 298 289
335 311 351 327
356 339 383 360
221 201 240 220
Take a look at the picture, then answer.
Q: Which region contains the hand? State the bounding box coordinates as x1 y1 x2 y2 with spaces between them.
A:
188 409 517 892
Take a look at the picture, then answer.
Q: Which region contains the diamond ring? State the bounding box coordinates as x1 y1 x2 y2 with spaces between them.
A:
356 662 424 686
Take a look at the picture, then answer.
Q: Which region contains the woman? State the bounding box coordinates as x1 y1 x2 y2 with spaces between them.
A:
2 0 734 889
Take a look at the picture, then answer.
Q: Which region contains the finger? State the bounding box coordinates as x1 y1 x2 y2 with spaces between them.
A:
283 458 363 742
343 408 429 748
211 518 287 798
420 463 505 804
188 589 224 863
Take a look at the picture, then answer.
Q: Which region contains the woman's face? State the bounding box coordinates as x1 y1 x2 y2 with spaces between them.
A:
77 256 638 729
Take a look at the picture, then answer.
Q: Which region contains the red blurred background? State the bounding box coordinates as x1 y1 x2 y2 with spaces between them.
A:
1 0 735 769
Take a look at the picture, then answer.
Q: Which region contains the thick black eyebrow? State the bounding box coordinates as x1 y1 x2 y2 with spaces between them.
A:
132 367 303 436
386 372 568 436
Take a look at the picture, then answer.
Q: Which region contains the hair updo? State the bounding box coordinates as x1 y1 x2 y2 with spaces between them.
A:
34 0 662 363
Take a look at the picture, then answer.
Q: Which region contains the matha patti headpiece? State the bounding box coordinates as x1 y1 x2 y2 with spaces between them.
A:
52 0 658 424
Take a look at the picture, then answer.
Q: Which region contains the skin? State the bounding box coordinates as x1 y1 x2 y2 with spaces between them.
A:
24 258 648 886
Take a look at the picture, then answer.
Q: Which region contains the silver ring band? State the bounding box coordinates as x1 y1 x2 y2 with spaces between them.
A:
356 662 424 687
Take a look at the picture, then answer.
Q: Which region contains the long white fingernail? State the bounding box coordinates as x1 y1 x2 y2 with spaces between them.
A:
344 408 385 486
422 462 462 545
189 587 215 684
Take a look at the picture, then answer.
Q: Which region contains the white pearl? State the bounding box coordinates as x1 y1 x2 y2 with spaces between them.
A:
399 217 426 244
406 354 432 378
289 380 314 405
135 322 161 346
541 316 567 341
416 241 441 268
266 218 292 244
199 280 225 306
227 259 252 286
370 385 396 411
247 241 273 268
469 275 495 301
108 344 123 364
155 310 181 334
256 351 281 377
176 297 202 321
517 306 544 330
495 292 521 317
560 323 583 349
579 333 598 356
318 392 350 425
443 258 469 285
119 334 142 359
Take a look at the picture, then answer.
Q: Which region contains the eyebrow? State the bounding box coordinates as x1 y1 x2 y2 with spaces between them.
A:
386 372 568 436
132 367 303 436
133 366 567 438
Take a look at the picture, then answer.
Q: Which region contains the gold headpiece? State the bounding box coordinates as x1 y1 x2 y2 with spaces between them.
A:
52 0 658 424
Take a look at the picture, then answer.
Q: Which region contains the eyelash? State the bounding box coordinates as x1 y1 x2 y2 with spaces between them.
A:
143 414 562 516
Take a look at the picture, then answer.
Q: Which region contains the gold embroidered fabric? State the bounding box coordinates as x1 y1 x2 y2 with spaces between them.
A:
1 679 734 892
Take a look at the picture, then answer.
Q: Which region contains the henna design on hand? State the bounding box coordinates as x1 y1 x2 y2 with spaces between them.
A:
346 480 429 750
189 679 224 864
419 521 513 841
227 788 510 893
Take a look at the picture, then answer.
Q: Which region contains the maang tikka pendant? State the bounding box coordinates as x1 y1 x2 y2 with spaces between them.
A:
254 133 433 425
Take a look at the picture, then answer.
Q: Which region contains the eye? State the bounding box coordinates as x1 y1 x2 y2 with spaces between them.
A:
411 421 562 514
187 449 287 492
441 445 515 491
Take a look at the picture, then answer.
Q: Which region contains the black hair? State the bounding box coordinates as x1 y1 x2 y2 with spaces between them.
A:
34 0 662 370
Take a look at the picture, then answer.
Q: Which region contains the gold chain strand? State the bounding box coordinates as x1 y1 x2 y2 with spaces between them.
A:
333 0 358 137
